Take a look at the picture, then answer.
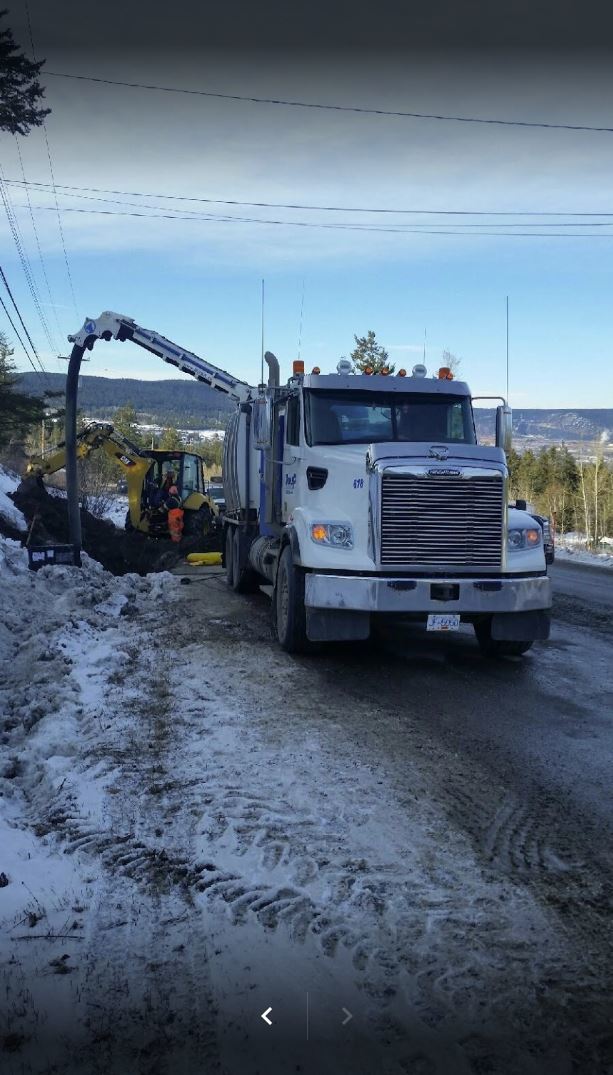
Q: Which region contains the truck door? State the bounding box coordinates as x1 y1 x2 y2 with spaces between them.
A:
270 402 285 525
282 393 301 521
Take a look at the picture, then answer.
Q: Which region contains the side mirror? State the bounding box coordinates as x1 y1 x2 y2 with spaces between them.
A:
495 405 512 454
252 395 272 448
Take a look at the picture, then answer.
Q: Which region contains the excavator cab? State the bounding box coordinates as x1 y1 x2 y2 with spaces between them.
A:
132 450 219 538
140 452 206 507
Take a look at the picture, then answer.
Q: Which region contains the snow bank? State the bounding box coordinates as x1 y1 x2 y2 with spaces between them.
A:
0 466 26 531
556 545 613 568
0 534 176 806
555 530 613 567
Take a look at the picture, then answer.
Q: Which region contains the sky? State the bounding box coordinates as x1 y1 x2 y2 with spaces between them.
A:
1 1 613 407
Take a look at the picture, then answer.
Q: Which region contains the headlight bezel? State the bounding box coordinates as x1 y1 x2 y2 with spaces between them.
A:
507 526 542 551
310 521 354 549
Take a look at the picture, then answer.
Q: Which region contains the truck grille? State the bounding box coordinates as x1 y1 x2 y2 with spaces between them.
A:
380 472 504 566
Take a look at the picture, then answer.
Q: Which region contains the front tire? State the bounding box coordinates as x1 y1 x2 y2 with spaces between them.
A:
474 619 534 657
274 545 311 653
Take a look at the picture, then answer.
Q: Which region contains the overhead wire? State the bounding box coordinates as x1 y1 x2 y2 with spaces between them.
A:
4 176 613 218
44 71 613 134
25 1 79 320
0 166 56 356
14 202 613 238
19 187 613 228
0 292 45 380
13 137 63 355
0 264 53 386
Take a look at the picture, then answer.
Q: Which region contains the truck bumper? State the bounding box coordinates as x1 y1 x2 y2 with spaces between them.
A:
304 573 551 614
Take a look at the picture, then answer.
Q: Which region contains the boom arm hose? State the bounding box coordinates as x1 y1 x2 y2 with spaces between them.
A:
65 342 86 565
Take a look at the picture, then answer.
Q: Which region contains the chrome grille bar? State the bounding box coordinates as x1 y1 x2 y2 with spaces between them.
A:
380 472 504 566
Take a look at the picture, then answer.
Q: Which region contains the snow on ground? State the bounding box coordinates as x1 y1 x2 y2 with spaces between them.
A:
101 493 129 528
556 535 613 568
0 535 590 1074
0 468 26 531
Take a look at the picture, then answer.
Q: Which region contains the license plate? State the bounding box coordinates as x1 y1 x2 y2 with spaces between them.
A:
427 614 460 632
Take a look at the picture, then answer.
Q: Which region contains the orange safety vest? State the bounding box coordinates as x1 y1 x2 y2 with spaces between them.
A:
167 507 184 543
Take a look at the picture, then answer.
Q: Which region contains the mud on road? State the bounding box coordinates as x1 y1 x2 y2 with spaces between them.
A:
1 560 612 1075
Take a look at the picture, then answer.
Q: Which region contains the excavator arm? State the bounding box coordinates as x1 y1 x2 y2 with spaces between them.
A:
26 422 151 478
68 312 254 403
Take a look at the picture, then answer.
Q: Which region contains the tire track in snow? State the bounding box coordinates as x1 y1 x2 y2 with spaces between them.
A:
6 567 610 1073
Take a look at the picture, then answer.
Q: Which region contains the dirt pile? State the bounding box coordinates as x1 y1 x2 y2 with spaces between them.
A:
9 478 219 576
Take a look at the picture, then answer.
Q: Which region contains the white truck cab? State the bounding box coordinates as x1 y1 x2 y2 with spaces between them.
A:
223 359 551 656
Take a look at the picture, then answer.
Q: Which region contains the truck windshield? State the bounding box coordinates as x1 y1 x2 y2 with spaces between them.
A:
305 390 476 446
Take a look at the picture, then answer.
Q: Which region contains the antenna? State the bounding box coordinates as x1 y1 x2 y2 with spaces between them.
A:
297 279 305 361
260 278 265 386
506 295 509 402
423 327 427 364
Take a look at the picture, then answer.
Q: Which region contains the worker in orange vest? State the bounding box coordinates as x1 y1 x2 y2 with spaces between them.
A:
164 484 184 543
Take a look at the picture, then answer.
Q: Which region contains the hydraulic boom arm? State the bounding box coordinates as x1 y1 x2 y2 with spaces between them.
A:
27 422 151 477
68 312 254 403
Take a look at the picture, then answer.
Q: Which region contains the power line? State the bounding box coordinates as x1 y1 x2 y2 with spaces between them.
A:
15 202 613 238
0 167 56 355
4 177 613 219
14 137 63 355
0 264 52 385
44 71 613 134
25 2 79 319
15 187 613 228
0 293 45 380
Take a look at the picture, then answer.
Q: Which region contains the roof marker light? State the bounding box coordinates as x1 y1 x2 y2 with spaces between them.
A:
438 366 453 380
312 366 320 374
381 367 390 376
293 359 305 375
398 368 407 377
364 366 373 375
412 363 427 378
336 358 354 375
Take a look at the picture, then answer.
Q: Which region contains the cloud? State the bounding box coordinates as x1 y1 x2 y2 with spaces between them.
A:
2 51 613 268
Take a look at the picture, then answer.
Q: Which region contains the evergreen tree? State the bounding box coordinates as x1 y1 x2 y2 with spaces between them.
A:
112 402 145 446
0 10 50 135
0 331 45 450
346 331 394 375
158 426 185 451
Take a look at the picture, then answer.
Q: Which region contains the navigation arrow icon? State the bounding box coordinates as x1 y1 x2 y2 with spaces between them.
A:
261 1007 273 1026
341 1007 353 1026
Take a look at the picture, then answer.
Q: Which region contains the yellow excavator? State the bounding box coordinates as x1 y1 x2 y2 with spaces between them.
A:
26 421 219 541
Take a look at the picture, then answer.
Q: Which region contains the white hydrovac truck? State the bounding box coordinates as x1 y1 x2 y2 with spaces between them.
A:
68 314 551 656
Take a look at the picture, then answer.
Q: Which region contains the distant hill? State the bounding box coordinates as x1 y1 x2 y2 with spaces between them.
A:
474 408 613 445
15 373 613 445
16 372 234 430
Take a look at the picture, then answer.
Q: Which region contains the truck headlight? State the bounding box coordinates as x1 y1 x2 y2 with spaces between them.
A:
508 527 541 551
310 522 354 548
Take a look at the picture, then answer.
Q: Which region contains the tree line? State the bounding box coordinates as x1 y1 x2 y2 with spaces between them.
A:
508 445 613 546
